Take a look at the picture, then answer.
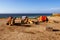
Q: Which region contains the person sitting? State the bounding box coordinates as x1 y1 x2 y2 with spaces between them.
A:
37 16 48 22
42 16 48 22
37 16 42 22
24 16 29 24
46 17 48 22
21 16 28 24
12 17 16 25
6 16 13 26
42 16 47 22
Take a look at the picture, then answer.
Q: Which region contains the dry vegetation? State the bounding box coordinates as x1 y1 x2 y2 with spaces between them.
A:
52 13 60 16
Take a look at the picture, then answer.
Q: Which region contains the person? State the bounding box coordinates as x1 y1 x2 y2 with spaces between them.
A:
24 16 29 24
42 16 46 22
21 16 26 20
12 17 16 25
42 16 48 22
37 16 48 22
46 17 48 22
6 16 13 26
21 16 27 24
37 16 42 22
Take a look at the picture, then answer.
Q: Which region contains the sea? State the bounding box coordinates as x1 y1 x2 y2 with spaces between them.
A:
0 13 52 18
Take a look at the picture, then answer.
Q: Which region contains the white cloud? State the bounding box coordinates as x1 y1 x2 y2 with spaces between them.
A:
50 8 60 10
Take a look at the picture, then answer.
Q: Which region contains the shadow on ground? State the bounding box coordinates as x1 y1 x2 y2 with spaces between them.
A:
52 29 60 32
13 23 31 27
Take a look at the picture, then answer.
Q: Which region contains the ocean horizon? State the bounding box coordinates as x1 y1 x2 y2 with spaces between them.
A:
0 13 52 18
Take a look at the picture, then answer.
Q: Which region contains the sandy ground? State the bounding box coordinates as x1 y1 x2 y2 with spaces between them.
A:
0 16 60 40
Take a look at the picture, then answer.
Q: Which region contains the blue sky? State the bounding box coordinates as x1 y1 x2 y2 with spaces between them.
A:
0 0 60 13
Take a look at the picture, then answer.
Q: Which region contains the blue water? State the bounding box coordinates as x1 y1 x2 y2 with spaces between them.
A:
0 13 52 18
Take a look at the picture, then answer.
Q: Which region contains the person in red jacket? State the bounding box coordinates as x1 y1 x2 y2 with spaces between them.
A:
38 16 48 22
42 16 46 22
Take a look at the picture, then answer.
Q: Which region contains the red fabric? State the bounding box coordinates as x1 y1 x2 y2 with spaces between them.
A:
42 16 46 21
